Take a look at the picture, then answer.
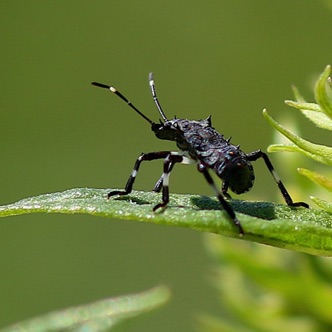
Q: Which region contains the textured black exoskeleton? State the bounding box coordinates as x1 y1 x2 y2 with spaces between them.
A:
91 73 309 235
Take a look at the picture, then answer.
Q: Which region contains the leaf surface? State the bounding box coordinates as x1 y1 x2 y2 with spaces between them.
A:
1 188 332 256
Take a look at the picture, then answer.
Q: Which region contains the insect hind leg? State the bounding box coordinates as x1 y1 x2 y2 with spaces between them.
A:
197 162 244 235
221 182 232 200
246 149 309 208
108 151 171 198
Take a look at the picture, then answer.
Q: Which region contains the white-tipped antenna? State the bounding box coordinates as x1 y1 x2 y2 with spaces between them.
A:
91 81 154 125
149 73 168 122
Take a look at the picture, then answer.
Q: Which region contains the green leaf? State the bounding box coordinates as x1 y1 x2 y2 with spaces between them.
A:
0 286 170 332
285 100 332 130
263 109 332 165
315 64 332 119
310 196 332 214
285 100 321 112
299 110 332 130
268 144 331 165
200 234 332 332
298 168 332 192
267 144 302 153
1 188 332 256
291 84 306 102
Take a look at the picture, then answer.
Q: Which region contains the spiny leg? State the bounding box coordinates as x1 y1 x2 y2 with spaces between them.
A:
153 154 193 211
197 162 244 235
108 151 171 198
246 149 309 208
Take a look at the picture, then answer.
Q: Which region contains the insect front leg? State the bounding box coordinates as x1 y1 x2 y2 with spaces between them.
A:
197 162 244 235
108 151 171 198
153 162 175 193
246 149 309 208
153 153 194 211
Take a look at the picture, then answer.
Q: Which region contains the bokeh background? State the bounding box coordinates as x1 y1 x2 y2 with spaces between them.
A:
1 1 332 331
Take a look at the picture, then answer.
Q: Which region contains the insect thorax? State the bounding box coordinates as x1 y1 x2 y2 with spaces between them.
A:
152 117 255 194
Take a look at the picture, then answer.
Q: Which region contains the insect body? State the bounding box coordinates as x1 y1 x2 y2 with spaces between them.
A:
92 73 309 235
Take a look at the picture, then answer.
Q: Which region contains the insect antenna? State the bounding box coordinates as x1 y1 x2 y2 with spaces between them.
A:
91 81 154 125
149 73 168 122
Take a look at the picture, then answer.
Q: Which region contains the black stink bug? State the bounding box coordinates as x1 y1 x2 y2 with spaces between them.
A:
91 73 309 235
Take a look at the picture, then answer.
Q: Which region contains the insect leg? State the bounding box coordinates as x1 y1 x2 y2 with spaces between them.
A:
197 162 244 235
108 151 171 198
153 152 193 192
153 162 175 192
221 182 232 200
246 150 309 208
153 153 193 211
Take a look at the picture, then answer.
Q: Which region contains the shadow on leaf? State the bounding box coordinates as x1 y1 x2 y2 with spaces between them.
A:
191 196 277 220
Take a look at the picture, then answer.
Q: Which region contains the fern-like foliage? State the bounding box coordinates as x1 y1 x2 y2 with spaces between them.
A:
263 65 332 212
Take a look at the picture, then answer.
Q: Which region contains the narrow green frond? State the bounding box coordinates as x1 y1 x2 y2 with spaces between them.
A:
300 110 332 130
263 109 332 165
284 100 332 130
291 85 306 102
1 286 170 332
268 144 332 164
310 197 332 214
315 65 332 119
265 66 332 214
298 168 332 192
267 144 302 153
285 100 321 112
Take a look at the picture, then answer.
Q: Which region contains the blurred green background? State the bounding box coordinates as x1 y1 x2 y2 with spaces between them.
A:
1 1 332 331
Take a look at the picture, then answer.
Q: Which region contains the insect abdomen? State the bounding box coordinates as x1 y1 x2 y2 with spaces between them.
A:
215 149 255 194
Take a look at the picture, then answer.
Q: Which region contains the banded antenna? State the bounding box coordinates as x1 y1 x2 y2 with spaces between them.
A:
92 72 169 124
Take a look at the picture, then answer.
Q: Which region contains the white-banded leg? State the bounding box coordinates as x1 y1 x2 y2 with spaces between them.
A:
108 151 171 198
153 153 194 211
197 161 244 235
153 162 175 192
246 150 309 208
153 152 194 192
